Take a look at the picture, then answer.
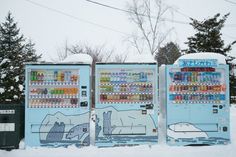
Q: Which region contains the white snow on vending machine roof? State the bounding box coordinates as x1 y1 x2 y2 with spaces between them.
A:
174 52 226 65
61 54 93 65
125 53 156 63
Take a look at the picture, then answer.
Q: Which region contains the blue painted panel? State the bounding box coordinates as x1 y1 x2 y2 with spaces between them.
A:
25 64 91 147
95 63 158 147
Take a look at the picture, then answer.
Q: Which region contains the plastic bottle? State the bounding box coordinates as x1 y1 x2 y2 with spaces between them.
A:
54 71 58 82
30 71 34 81
61 71 65 82
57 71 61 82
150 84 153 92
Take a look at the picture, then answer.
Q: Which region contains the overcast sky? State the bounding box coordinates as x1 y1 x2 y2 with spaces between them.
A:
1 0 236 61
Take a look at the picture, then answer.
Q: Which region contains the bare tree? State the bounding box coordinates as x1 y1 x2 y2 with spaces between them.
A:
127 0 173 56
54 39 69 62
68 43 114 63
113 53 128 63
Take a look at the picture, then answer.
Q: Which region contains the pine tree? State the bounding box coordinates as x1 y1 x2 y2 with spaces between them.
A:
0 12 41 103
186 13 235 54
185 13 236 103
155 42 181 67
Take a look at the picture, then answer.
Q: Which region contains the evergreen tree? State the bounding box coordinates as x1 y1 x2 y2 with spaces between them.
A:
155 42 181 67
186 13 235 54
185 13 236 102
0 12 41 103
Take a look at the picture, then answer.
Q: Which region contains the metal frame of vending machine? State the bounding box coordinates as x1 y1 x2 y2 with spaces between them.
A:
95 63 158 147
160 59 230 146
25 63 91 147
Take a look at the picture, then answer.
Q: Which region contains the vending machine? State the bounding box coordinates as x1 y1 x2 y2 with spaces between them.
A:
25 63 91 147
95 63 158 147
159 59 230 146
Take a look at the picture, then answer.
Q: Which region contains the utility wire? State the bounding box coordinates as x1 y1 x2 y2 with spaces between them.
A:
23 0 236 40
85 0 189 25
86 0 131 14
85 0 236 27
24 0 131 36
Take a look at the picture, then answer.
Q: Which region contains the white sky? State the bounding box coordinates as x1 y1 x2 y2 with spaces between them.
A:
0 0 236 61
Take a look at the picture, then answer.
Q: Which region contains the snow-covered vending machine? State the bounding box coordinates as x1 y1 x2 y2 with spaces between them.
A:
160 59 230 146
95 63 158 147
25 63 91 147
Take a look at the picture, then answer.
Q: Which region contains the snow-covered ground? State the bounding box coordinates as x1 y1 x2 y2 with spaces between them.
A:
1 106 236 157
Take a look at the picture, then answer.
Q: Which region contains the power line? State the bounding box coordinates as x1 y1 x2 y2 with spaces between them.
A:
24 0 131 36
85 0 236 27
86 0 131 14
85 0 189 25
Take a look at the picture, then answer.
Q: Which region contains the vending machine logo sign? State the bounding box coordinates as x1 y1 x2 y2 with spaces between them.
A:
179 59 218 67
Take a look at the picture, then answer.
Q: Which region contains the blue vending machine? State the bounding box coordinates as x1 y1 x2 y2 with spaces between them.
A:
25 63 91 147
159 59 230 146
95 63 158 147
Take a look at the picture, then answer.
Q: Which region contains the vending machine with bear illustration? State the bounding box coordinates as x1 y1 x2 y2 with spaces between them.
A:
25 63 91 147
159 59 230 146
95 63 158 147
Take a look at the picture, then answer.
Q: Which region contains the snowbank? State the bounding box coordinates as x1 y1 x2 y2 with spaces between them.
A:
61 54 93 65
174 52 226 65
126 53 156 63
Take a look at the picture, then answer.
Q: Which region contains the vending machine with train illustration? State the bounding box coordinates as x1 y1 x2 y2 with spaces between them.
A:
159 59 230 146
25 63 91 147
95 63 158 147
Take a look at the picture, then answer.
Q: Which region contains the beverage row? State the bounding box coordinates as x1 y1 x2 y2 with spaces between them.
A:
170 72 222 83
169 94 226 102
29 98 79 108
100 71 154 83
30 88 78 95
100 84 153 93
100 94 153 103
30 70 78 84
169 84 226 92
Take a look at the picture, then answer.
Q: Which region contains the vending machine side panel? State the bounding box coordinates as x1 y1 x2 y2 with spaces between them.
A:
95 63 158 147
158 65 167 144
